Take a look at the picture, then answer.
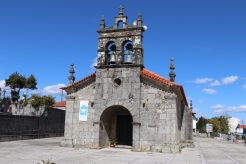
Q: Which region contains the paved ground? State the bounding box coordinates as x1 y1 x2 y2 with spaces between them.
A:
0 137 245 164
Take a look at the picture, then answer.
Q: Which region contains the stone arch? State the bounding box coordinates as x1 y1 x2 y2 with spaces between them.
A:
122 40 134 64
99 105 133 147
105 41 116 65
117 20 124 29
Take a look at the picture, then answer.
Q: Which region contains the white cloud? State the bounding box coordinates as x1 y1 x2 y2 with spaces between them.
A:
0 80 5 88
43 84 66 96
209 76 238 86
243 83 246 89
31 89 42 95
211 104 224 109
210 80 221 86
227 105 246 112
198 99 206 104
222 76 238 85
90 57 97 69
211 104 246 113
202 88 217 94
192 76 239 87
192 78 213 84
0 80 10 90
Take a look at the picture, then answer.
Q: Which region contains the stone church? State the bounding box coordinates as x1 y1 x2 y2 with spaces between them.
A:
61 6 193 153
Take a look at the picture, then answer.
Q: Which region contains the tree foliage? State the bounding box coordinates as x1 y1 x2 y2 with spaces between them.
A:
5 72 26 90
197 117 208 133
209 116 229 134
196 116 229 135
25 74 37 90
42 96 55 108
209 118 221 133
30 94 55 110
5 72 37 102
30 94 43 110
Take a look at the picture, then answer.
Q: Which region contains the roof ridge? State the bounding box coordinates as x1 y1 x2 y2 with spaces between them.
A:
141 68 175 86
141 68 187 106
61 72 96 90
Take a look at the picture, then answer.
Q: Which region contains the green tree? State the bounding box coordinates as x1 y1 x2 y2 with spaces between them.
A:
209 116 229 134
42 96 55 107
26 74 37 90
209 118 221 133
218 116 229 134
30 94 43 110
196 116 208 133
5 72 37 103
25 74 37 97
5 72 26 102
30 95 55 110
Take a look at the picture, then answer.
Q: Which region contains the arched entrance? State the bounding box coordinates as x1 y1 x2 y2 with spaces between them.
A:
99 105 133 147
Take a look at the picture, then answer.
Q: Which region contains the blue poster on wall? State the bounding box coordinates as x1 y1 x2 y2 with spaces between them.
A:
79 100 89 121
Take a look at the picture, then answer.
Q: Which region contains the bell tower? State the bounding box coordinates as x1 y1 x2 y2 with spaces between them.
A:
96 5 145 68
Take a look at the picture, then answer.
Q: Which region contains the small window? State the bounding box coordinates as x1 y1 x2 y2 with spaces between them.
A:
113 78 121 87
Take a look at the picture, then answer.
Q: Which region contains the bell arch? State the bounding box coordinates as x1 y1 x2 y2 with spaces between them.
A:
105 41 117 65
99 105 133 147
117 20 124 29
122 40 134 64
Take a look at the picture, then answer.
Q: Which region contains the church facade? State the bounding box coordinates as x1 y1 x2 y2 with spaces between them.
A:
61 7 193 153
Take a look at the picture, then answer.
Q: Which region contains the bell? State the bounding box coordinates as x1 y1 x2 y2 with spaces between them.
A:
108 52 116 64
124 50 133 64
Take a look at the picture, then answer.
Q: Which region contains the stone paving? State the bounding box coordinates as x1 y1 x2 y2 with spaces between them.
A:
0 137 245 164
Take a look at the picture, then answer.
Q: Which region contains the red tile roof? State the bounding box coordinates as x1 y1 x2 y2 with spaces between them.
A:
53 101 66 107
61 72 96 91
141 68 188 106
240 125 246 129
141 68 175 86
61 68 188 106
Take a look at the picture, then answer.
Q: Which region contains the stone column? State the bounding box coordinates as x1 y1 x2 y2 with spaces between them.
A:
180 106 194 148
92 121 100 148
61 95 75 147
163 94 180 153
132 121 141 151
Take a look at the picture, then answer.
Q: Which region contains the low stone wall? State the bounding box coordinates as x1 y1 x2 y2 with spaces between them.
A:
10 103 45 116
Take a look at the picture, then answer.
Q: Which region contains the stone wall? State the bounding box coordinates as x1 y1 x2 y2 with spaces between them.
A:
97 25 144 66
181 106 193 147
62 83 95 147
10 103 45 116
63 67 191 152
94 67 141 148
140 82 180 152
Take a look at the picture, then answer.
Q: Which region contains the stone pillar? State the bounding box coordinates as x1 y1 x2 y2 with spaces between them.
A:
92 120 100 148
180 106 194 147
132 121 141 151
163 94 180 153
61 95 75 147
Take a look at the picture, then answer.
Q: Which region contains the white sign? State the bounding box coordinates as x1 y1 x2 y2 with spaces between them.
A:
236 128 243 134
79 100 89 121
206 124 213 133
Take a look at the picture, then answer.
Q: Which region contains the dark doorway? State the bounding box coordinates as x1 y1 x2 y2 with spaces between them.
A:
99 105 133 148
117 115 132 146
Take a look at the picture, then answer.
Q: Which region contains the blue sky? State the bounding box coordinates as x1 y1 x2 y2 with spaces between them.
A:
0 0 245 122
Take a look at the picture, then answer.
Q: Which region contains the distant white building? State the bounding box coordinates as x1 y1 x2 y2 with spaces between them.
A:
228 117 240 134
192 112 198 133
235 125 246 135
